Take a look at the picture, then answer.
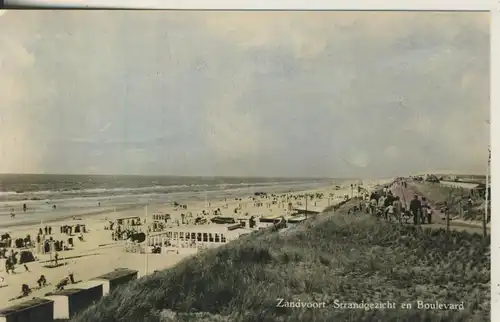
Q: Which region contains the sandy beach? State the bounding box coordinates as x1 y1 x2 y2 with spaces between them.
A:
0 180 373 309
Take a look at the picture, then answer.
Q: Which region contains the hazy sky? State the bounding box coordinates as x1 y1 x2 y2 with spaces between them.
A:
0 11 490 178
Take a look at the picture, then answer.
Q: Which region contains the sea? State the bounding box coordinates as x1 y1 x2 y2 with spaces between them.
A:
0 174 339 228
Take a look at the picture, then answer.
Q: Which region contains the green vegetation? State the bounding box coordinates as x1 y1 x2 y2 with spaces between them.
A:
409 183 489 222
72 200 490 322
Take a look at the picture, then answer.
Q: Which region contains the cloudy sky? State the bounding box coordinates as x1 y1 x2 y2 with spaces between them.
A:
0 10 490 178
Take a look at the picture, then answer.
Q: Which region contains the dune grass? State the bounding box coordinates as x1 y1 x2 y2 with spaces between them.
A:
72 200 490 322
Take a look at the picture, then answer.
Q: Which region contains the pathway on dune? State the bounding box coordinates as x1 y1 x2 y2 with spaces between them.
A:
390 182 487 234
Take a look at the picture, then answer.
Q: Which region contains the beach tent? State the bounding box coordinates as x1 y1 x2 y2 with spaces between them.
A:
19 250 36 264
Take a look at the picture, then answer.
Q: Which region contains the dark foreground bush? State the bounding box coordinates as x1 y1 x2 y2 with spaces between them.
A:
72 201 490 322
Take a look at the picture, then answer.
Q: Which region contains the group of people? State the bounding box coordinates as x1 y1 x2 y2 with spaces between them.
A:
19 271 76 298
3 250 30 274
363 185 433 225
39 226 53 235
20 274 47 298
1 243 32 272
409 195 434 225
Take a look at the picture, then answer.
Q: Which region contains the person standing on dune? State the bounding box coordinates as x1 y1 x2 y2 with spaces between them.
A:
420 197 429 224
393 196 402 223
409 195 422 225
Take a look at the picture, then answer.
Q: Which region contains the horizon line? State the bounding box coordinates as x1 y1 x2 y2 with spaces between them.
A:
0 172 352 180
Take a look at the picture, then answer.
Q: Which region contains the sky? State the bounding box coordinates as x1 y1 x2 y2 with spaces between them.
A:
0 10 490 178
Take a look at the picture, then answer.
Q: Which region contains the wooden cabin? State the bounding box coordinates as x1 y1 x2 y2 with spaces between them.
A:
0 298 54 322
89 268 138 296
44 282 103 320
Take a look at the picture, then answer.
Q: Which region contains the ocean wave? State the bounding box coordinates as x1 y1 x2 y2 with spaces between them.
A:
0 180 328 202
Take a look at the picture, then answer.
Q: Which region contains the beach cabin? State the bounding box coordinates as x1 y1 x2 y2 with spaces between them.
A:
43 282 103 320
91 268 139 295
152 213 170 222
0 298 54 322
116 216 141 226
147 225 250 252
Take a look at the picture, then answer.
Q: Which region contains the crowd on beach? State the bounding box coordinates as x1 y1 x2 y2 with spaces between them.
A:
0 221 89 301
110 191 338 255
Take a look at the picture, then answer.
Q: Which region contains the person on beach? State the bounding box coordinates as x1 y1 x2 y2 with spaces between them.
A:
393 196 403 223
364 199 371 213
420 197 428 224
55 277 70 291
68 271 75 284
4 258 12 274
409 195 422 225
369 198 377 215
426 203 433 224
249 216 256 228
386 204 394 221
378 194 386 210
37 275 47 288
21 283 31 297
